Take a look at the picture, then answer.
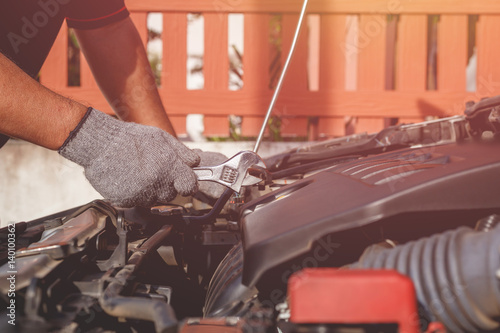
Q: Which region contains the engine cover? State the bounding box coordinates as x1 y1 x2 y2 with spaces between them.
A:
240 141 500 286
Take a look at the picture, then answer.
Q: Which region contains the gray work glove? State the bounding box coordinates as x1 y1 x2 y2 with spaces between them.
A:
193 149 228 202
59 108 200 207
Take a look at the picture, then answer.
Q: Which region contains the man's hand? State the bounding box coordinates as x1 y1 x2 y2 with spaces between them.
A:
59 108 200 207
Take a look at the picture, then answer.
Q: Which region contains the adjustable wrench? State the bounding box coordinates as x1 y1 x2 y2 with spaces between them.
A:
193 151 266 193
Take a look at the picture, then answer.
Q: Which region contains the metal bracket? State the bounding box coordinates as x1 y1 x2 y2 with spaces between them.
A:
97 213 127 271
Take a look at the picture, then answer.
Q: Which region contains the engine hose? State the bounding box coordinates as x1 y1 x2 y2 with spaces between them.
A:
346 224 500 333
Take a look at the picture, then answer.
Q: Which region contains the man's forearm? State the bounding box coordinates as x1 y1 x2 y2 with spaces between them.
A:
75 18 177 136
0 53 88 150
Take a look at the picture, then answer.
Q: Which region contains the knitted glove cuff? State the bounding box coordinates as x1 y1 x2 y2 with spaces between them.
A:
59 107 93 151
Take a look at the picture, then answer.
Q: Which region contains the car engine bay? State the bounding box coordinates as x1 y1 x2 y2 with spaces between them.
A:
2 96 500 332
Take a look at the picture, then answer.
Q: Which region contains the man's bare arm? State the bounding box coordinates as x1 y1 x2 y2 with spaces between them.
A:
0 53 87 150
0 45 200 207
75 17 177 136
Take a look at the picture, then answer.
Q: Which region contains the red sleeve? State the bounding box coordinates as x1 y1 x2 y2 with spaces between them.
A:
66 0 130 30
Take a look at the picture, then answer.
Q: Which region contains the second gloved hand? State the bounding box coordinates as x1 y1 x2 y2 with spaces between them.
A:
193 149 228 202
59 108 200 207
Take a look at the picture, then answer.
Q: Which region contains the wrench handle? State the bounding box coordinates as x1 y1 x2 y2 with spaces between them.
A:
193 168 215 181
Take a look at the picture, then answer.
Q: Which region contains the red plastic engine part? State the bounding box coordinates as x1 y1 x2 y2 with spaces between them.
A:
288 269 421 333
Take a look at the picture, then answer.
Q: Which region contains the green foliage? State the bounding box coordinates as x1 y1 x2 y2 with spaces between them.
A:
268 116 282 142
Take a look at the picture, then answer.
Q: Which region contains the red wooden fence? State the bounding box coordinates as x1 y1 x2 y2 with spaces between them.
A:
40 0 500 139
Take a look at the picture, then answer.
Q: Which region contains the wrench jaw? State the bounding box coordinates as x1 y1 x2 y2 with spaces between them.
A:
246 165 272 185
241 161 267 187
193 151 267 193
230 152 267 192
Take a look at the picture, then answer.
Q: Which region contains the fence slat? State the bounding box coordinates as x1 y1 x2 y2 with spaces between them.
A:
241 14 271 123
320 14 347 90
162 13 187 130
153 90 474 117
204 13 229 91
204 115 229 136
162 13 187 91
476 15 500 97
396 15 427 123
242 116 265 137
281 14 309 92
170 115 187 134
281 14 309 136
438 15 467 91
281 117 308 137
317 14 347 136
40 24 68 90
356 14 387 133
243 14 270 91
358 15 386 91
318 117 345 137
57 88 475 118
396 15 427 92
